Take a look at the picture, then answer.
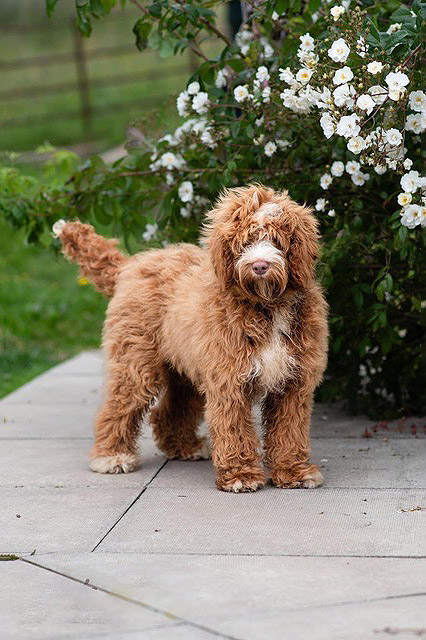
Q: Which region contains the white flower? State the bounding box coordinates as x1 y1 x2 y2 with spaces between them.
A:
385 71 409 101
356 36 367 58
346 160 360 175
262 86 271 103
299 33 315 51
201 129 216 148
296 68 313 84
328 38 350 63
405 113 425 134
320 112 335 139
264 141 277 157
331 161 345 177
367 61 383 75
333 83 355 108
178 181 193 203
279 67 296 86
187 81 200 95
254 134 265 145
297 49 319 67
403 158 413 170
328 209 336 217
351 171 368 186
277 139 291 150
368 85 387 105
314 86 332 109
347 136 366 154
418 205 426 227
256 66 270 83
336 114 360 138
177 91 190 117
397 192 412 206
52 219 66 238
315 198 326 211
180 206 191 218
160 152 181 170
333 66 354 85
192 91 209 114
271 11 280 20
400 204 420 228
386 23 402 35
165 172 174 185
330 6 345 20
234 85 250 103
261 38 274 59
215 69 227 89
356 93 375 114
142 223 158 241
400 170 420 193
255 116 264 127
408 90 426 112
385 128 403 146
374 165 387 175
320 173 333 189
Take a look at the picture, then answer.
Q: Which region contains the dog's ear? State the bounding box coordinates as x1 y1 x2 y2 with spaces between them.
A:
287 206 320 289
208 227 235 287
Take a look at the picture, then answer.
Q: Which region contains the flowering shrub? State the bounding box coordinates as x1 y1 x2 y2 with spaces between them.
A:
1 0 425 417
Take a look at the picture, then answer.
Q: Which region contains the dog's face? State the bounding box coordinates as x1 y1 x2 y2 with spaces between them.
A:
204 185 319 304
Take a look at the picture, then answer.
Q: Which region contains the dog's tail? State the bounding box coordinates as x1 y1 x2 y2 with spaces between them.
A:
53 220 126 297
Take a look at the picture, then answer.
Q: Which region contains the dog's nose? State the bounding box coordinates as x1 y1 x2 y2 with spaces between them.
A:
252 261 270 275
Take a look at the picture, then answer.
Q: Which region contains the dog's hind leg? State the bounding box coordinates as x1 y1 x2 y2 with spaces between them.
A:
90 356 163 474
149 368 209 460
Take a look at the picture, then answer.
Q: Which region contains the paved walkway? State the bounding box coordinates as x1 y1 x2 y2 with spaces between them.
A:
1 351 425 640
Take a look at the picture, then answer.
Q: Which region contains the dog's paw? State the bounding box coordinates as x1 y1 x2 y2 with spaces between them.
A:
164 437 211 461
179 437 211 461
271 465 323 489
89 453 140 474
216 467 266 493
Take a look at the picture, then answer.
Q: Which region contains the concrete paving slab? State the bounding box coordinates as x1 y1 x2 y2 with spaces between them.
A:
97 487 426 556
0 439 165 488
0 559 172 640
0 374 104 406
91 625 216 640
0 403 98 439
33 554 426 640
212 595 426 640
151 438 426 490
0 487 143 553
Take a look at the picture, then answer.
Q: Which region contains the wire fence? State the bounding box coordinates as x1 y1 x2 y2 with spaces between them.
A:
0 18 190 147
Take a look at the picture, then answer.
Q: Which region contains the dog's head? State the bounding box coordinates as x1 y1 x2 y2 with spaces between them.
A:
203 184 319 304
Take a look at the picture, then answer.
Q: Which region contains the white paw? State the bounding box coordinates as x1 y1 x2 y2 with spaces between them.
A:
52 219 67 238
220 477 264 493
301 469 324 488
90 453 140 474
180 437 211 460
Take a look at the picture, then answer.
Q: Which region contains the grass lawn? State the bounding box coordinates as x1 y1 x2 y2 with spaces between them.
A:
0 219 107 398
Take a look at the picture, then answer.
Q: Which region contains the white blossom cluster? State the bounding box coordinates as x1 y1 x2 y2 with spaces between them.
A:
276 4 426 229
142 3 425 238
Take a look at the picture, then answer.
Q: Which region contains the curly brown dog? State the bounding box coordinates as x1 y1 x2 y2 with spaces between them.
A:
54 184 328 492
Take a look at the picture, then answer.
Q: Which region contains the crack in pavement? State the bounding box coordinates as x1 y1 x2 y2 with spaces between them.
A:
19 557 243 640
91 459 169 552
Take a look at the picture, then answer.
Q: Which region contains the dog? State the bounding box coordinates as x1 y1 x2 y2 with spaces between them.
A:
54 184 328 492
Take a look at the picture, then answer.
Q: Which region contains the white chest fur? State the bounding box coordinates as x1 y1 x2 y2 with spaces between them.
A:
249 311 298 391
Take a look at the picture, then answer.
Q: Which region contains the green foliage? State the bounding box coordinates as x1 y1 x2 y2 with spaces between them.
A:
3 0 426 416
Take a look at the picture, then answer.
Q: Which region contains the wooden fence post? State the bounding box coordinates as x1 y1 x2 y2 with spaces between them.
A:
71 21 92 136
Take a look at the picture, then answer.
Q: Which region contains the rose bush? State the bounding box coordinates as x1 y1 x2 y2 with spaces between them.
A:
1 0 425 417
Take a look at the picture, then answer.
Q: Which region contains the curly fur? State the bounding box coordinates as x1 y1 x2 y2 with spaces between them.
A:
58 184 328 492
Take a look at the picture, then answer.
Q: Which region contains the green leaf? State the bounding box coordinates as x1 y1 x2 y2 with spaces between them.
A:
46 0 60 18
133 19 152 51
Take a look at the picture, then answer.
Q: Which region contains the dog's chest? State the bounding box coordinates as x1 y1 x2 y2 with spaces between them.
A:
249 312 298 391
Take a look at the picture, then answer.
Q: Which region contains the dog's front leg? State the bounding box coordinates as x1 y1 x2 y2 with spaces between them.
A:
262 384 323 489
205 392 265 493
